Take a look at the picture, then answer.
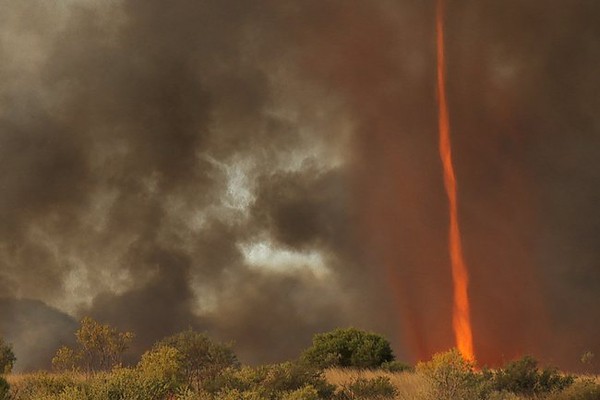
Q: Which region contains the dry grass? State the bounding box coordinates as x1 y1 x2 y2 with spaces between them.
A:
5 371 87 385
5 373 37 386
325 368 429 400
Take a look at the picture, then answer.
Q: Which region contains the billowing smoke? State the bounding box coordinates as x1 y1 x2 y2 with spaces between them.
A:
0 0 599 373
0 0 395 371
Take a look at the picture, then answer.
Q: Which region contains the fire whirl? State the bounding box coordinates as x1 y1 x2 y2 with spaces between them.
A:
436 0 475 361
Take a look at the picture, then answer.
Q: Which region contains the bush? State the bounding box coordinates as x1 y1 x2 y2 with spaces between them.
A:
89 367 151 400
207 362 335 400
0 376 9 400
90 367 137 399
380 360 412 373
174 387 213 400
336 376 397 400
13 372 83 399
416 348 483 400
52 317 134 373
545 379 600 400
53 385 91 400
492 356 573 396
52 346 79 373
157 329 238 390
0 338 16 374
217 387 267 400
301 328 395 369
282 385 321 400
137 345 185 390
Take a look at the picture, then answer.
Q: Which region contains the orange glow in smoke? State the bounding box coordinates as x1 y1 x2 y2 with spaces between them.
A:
436 0 475 361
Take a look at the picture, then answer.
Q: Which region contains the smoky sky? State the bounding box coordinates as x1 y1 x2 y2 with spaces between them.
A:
0 0 599 373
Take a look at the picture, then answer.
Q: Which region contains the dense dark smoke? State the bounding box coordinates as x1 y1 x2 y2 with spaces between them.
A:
0 0 599 373
0 0 394 371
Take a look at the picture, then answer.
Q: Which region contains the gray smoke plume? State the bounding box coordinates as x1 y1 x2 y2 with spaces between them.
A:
0 0 395 371
0 0 599 373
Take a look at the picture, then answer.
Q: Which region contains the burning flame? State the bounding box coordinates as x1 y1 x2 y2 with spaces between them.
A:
436 0 475 361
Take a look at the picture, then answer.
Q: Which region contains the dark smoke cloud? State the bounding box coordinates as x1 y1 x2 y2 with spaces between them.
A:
0 0 599 373
0 0 394 371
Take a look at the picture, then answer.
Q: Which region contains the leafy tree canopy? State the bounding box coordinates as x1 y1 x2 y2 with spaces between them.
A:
157 329 238 390
52 317 134 373
301 327 395 369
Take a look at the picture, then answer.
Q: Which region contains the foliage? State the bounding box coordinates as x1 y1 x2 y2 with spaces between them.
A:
137 345 185 391
416 348 482 400
97 366 164 400
546 379 600 400
216 388 267 400
0 338 16 374
12 372 81 399
52 317 134 373
207 362 335 400
380 360 412 373
173 387 213 400
87 366 179 400
51 347 79 373
336 376 397 400
0 376 9 400
301 328 395 369
491 356 574 396
76 317 135 372
157 329 238 390
282 385 321 400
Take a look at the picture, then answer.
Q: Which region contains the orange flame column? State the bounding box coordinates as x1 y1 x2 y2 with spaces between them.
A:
436 0 475 361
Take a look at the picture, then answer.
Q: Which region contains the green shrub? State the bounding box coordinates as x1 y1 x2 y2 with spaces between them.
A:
416 348 483 400
0 376 9 400
217 387 267 400
282 385 321 400
206 362 335 400
54 385 92 400
15 373 80 398
52 317 134 374
137 345 185 390
52 346 80 373
492 356 573 396
301 328 395 369
94 365 182 400
336 376 397 400
0 338 16 374
174 387 213 400
91 367 140 399
380 360 412 373
157 329 238 390
546 379 600 400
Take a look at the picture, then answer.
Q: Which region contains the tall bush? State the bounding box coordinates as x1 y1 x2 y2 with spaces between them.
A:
51 317 134 373
416 348 482 400
491 356 573 396
0 376 9 400
0 338 15 374
207 362 335 400
547 379 600 400
157 329 238 390
301 328 395 369
137 345 185 391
